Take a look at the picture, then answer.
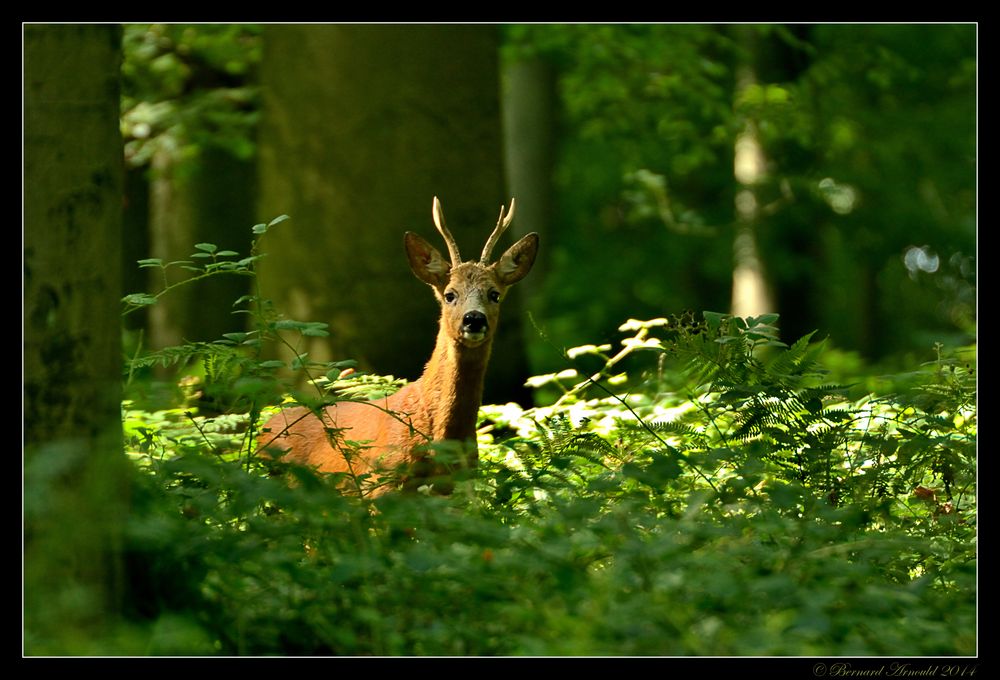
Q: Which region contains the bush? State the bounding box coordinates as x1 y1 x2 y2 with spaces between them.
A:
100 219 978 655
117 304 975 654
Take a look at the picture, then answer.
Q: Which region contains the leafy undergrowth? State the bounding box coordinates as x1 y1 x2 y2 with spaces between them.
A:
114 312 976 656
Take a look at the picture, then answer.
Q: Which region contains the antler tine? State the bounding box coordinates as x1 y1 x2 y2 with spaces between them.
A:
479 197 516 264
432 196 463 266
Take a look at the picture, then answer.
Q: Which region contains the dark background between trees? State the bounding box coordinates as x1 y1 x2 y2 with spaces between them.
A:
24 23 975 652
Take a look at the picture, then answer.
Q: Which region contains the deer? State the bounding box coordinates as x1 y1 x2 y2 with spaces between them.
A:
259 197 538 497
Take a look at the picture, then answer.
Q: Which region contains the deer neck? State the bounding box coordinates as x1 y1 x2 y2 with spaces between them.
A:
417 326 492 442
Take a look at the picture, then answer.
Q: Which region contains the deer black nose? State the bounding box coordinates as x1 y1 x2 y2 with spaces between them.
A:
462 311 488 334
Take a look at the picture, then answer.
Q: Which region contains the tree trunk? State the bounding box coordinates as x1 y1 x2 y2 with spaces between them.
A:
24 24 128 652
730 31 775 320
501 56 556 380
502 56 556 306
146 146 256 350
122 165 151 333
731 120 774 319
258 25 531 404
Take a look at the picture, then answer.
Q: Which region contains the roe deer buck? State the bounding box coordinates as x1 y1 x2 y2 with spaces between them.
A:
259 197 538 496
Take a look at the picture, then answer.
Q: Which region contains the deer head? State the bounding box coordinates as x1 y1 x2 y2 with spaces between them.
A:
260 196 539 495
404 197 539 349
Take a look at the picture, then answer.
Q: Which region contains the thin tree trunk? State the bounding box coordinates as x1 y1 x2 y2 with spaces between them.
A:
502 56 556 303
500 56 556 383
730 34 775 320
147 147 187 350
147 146 256 350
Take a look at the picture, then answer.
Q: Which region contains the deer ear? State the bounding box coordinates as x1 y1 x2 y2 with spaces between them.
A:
405 231 451 288
493 232 539 286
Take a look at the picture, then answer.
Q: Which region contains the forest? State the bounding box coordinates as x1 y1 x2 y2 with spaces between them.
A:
24 24 976 659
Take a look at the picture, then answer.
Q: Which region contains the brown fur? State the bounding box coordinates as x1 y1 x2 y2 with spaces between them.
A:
259 201 538 496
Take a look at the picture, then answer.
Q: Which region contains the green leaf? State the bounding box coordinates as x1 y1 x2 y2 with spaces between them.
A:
251 215 290 236
301 322 330 337
272 320 329 337
567 343 613 359
703 311 727 330
123 293 158 307
137 258 164 268
216 250 239 257
194 242 218 253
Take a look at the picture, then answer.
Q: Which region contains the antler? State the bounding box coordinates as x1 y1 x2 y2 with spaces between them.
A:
479 197 516 264
432 196 463 266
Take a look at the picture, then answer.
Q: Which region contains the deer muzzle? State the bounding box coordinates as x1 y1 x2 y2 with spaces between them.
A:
461 310 489 343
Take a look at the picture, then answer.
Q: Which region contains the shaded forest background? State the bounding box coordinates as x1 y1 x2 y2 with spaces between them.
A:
116 24 976 404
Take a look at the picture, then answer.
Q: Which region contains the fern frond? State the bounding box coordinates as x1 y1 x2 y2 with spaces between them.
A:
126 341 238 371
645 420 702 437
765 331 818 379
556 432 617 464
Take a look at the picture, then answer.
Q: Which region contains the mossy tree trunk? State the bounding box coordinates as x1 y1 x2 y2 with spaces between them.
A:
24 24 128 653
258 25 532 404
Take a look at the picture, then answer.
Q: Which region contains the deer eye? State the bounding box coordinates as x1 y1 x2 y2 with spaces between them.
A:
444 291 458 304
488 290 501 303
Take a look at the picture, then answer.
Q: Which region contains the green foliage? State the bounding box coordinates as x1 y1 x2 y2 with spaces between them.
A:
121 24 260 167
121 214 286 319
107 27 977 638
504 24 975 366
120 214 383 463
112 245 976 656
